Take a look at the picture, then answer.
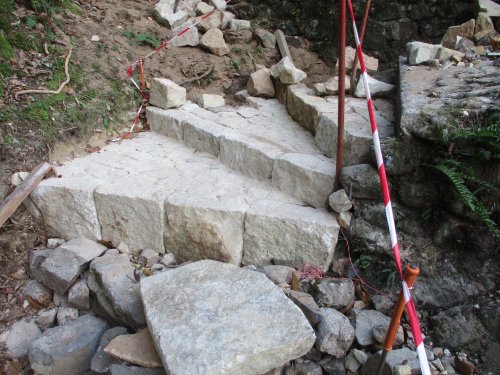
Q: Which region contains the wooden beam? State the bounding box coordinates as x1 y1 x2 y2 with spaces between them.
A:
274 30 293 64
0 162 54 227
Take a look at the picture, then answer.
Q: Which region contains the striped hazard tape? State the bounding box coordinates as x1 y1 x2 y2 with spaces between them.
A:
345 0 431 374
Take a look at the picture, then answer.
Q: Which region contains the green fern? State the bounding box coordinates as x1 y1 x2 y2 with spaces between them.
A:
434 159 499 236
446 122 500 152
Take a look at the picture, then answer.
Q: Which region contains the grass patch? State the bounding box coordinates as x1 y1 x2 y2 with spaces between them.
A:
0 31 13 59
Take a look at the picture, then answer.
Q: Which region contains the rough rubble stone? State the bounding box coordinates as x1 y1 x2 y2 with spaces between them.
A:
198 93 225 108
284 289 322 326
340 164 381 200
362 348 419 375
38 251 89 295
53 292 69 307
247 68 275 98
47 238 65 249
195 1 213 15
271 56 307 84
272 153 335 209
372 294 394 315
198 12 222 32
406 42 441 65
475 12 495 33
24 279 52 308
354 74 395 98
254 28 276 48
295 361 322 375
57 307 79 325
243 201 339 272
170 23 199 47
441 19 475 49
154 0 188 29
200 28 229 56
150 78 186 109
139 249 161 267
109 365 166 375
336 211 352 229
373 324 404 346
328 189 352 213
91 326 129 374
336 46 378 73
68 281 90 310
210 0 227 10
164 194 246 265
355 310 398 346
36 308 58 330
324 75 351 95
345 349 368 373
312 278 355 310
89 254 146 329
316 308 354 358
140 260 316 375
350 219 391 254
436 47 465 63
104 329 162 368
229 19 251 30
29 248 53 281
6 319 42 359
160 253 176 266
221 11 235 29
29 315 109 375
262 265 295 284
313 83 326 96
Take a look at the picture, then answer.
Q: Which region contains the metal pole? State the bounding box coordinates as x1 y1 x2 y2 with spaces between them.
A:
349 0 371 95
376 264 420 375
334 0 347 191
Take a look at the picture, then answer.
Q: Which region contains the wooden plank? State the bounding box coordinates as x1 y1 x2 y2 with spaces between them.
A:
0 162 53 227
274 30 293 64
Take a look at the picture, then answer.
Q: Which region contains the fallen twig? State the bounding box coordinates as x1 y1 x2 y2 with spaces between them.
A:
15 46 73 99
180 64 214 85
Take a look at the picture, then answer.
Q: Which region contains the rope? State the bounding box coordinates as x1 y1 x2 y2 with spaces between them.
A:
345 1 431 374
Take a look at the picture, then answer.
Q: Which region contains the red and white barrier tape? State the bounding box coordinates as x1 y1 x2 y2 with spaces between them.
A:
346 1 431 373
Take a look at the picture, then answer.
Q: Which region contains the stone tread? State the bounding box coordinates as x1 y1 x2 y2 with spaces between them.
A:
31 132 339 270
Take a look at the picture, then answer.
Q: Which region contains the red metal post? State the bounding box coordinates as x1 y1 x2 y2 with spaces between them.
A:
334 0 347 191
349 0 371 95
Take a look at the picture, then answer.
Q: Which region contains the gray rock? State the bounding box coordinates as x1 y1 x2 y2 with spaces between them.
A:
198 12 222 32
195 2 213 15
198 93 225 108
373 324 404 346
170 23 199 47
354 74 395 98
229 19 251 30
271 57 307 85
340 164 381 200
247 68 275 98
109 365 166 375
160 253 176 266
350 218 391 254
312 278 355 310
372 295 394 315
328 189 352 213
355 309 396 346
68 280 90 310
57 307 79 325
221 11 235 29
209 0 227 10
263 265 295 284
284 289 322 326
336 211 352 229
345 349 368 372
6 319 42 358
295 361 323 375
361 348 419 375
150 78 186 109
89 254 146 329
436 47 465 63
318 356 346 375
29 248 52 282
47 238 65 249
24 279 52 308
200 28 229 56
406 42 441 65
29 315 109 375
154 0 188 29
53 291 69 307
315 308 355 357
58 238 108 262
36 308 58 330
254 28 276 48
139 249 161 267
140 260 316 375
91 326 129 374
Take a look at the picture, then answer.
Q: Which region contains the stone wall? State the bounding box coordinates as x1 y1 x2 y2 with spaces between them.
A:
235 0 474 64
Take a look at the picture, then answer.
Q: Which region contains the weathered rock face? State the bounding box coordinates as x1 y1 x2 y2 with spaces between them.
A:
29 315 109 375
140 260 316 375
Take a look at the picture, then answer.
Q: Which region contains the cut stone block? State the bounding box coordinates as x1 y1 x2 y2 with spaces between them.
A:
140 260 316 375
183 117 227 156
146 106 187 141
164 194 248 265
272 153 335 208
243 201 339 271
285 84 324 133
198 93 225 108
149 78 186 109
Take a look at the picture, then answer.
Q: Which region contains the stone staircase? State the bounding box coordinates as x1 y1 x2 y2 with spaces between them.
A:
30 82 394 272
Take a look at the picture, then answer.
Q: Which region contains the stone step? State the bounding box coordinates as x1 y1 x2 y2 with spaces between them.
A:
278 83 395 165
147 96 336 209
31 132 339 271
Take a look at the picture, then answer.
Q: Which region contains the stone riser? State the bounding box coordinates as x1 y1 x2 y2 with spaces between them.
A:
147 99 336 209
31 133 339 272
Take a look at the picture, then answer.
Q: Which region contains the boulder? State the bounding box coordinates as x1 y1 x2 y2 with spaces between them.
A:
170 23 199 47
247 68 275 98
200 28 229 56
229 19 251 30
340 164 381 200
57 307 79 325
271 56 307 85
254 28 276 48
5 319 42 358
328 189 352 213
68 280 90 310
91 326 129 374
315 308 354 357
89 254 146 329
198 93 225 108
149 78 186 109
312 278 355 310
29 315 109 375
24 279 52 308
36 308 58 330
355 309 400 346
406 42 441 65
354 74 395 98
198 12 222 32
441 19 475 49
140 260 316 375
104 329 163 368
